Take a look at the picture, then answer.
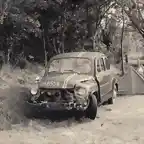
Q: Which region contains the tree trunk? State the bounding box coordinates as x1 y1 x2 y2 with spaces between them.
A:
42 30 47 69
120 8 125 75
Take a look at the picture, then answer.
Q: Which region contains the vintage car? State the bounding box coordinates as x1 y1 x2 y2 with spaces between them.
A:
24 52 118 120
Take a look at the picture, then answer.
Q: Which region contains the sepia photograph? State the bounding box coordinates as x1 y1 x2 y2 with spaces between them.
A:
0 0 144 143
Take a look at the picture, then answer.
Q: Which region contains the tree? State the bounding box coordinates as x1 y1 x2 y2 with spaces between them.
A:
116 0 144 39
0 0 143 67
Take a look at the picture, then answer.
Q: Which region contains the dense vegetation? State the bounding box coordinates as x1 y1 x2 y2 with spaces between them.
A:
0 0 144 67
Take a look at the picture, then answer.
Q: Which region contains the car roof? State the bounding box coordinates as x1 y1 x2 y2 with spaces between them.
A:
50 52 105 60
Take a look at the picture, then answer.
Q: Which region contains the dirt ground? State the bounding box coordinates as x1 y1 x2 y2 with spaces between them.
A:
0 86 144 144
0 64 143 144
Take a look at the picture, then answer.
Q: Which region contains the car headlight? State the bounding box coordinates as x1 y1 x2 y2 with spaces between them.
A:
30 88 38 95
75 87 87 95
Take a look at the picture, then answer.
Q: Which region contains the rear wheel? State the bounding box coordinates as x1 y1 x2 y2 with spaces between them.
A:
108 85 117 105
85 94 97 120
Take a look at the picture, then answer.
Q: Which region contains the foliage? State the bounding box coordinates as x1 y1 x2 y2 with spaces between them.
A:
0 0 144 65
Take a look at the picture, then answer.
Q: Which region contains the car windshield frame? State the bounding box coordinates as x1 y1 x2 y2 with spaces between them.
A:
46 57 92 75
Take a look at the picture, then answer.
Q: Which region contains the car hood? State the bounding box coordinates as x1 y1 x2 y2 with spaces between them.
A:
39 73 94 89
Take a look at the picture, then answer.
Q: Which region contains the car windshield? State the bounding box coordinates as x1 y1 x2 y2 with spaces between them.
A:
47 58 91 74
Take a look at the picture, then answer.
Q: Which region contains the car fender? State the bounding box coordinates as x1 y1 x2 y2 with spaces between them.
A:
88 82 100 102
75 81 98 96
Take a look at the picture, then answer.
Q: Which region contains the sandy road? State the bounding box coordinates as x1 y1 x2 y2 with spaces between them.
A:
0 93 144 144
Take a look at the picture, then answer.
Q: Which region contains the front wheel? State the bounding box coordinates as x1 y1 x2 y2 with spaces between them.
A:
85 94 97 120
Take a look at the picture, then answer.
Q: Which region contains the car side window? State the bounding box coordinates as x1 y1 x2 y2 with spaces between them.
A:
100 58 106 71
105 57 110 70
96 58 105 72
97 59 101 72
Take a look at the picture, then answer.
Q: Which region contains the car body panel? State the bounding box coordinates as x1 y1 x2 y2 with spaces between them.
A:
97 71 112 97
94 56 114 100
27 51 118 112
39 73 95 89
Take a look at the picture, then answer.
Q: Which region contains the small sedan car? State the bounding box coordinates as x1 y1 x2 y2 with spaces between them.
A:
24 52 118 120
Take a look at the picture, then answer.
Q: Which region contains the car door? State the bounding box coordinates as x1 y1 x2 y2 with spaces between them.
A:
95 57 112 101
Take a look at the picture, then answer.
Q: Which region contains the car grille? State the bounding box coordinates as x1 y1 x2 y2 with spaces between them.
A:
40 89 57 95
39 88 74 102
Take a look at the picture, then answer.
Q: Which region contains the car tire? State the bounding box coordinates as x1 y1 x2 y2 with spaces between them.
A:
107 85 117 105
85 94 97 120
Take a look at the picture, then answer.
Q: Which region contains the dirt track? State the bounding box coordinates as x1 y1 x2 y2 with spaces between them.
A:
0 86 144 144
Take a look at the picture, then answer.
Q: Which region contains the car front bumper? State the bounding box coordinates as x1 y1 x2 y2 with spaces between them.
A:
25 101 88 114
